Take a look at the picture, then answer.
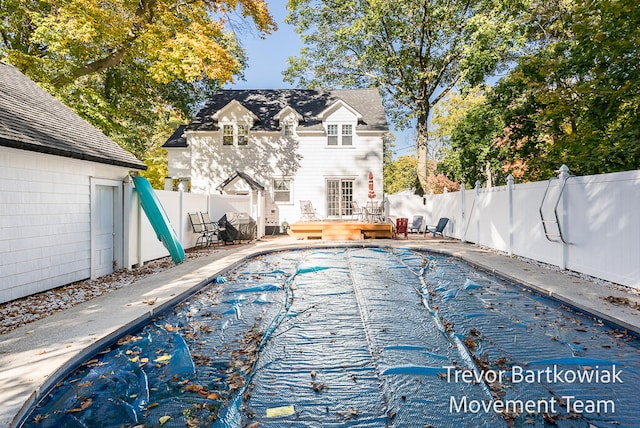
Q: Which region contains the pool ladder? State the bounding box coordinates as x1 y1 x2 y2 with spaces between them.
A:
538 172 573 244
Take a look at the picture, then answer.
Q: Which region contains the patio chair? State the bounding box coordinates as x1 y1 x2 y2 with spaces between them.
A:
188 212 210 247
365 200 384 223
395 217 408 238
408 215 423 233
424 217 449 238
351 201 365 221
201 211 224 245
300 200 320 221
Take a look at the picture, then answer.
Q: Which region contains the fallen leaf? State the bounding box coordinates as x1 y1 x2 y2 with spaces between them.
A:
143 297 158 305
154 354 172 363
159 415 171 425
66 398 92 413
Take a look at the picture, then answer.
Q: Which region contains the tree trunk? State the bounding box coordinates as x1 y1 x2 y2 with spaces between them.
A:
416 109 430 194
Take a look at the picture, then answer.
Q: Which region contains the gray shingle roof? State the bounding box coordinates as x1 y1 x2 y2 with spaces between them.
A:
216 171 265 192
0 62 146 170
163 88 388 148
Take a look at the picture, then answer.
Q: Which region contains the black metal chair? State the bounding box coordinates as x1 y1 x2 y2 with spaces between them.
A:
424 217 449 238
201 212 224 246
188 212 210 247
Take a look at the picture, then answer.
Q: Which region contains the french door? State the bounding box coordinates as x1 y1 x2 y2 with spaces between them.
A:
326 179 354 218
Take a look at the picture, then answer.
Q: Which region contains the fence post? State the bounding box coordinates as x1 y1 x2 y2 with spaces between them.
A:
123 175 134 270
461 183 466 242
507 174 514 256
475 180 481 245
558 164 570 270
178 182 184 245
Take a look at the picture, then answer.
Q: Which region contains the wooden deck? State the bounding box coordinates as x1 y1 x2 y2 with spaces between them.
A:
288 221 394 240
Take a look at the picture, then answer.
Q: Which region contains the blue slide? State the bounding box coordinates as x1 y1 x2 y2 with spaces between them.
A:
132 176 185 264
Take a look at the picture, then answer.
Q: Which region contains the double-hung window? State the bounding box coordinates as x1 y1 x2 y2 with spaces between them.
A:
284 124 294 137
326 124 354 146
223 125 234 145
327 124 339 145
341 124 352 145
273 179 292 203
237 125 248 145
222 124 250 146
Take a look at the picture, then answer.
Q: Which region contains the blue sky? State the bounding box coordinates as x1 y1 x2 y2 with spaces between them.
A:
224 1 416 157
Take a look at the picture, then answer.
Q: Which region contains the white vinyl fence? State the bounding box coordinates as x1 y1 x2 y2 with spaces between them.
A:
387 167 640 290
127 186 251 268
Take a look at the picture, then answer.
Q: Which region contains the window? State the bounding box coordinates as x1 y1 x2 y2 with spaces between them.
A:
284 124 294 137
273 179 292 203
222 124 250 146
341 124 352 145
326 123 354 146
223 125 234 145
327 124 338 145
237 125 248 145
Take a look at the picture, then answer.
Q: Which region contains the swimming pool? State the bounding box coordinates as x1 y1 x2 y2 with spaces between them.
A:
20 247 640 427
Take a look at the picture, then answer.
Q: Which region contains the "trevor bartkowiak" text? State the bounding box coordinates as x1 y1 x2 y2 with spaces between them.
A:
445 365 622 415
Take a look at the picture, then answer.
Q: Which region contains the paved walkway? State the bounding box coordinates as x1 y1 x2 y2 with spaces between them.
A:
2 236 639 427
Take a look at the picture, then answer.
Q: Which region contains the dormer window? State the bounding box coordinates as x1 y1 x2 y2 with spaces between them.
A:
223 125 233 145
283 123 294 137
275 106 302 138
222 123 249 146
237 125 248 145
327 124 353 146
327 124 338 145
342 124 352 145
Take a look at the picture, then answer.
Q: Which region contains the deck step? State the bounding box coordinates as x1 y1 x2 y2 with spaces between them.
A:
289 221 393 240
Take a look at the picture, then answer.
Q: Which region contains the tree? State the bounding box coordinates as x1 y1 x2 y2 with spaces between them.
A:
384 155 420 194
438 100 504 186
284 0 517 193
0 0 276 161
493 0 639 179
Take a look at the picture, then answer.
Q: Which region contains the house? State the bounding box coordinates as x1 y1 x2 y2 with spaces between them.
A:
0 62 146 303
163 89 388 235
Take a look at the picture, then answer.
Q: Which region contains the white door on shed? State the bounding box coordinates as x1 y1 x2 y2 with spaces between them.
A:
94 185 115 277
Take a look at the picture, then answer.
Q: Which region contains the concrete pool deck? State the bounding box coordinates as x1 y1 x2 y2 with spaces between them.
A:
2 236 639 427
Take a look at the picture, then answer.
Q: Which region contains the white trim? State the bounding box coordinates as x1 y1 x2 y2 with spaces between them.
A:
273 177 294 204
317 99 363 120
274 105 303 120
212 99 259 121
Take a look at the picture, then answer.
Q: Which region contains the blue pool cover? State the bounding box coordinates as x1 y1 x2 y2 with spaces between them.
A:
21 248 640 427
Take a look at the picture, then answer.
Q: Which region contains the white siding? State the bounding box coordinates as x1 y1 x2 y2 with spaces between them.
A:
182 104 384 227
166 146 191 178
165 96 385 235
0 147 131 303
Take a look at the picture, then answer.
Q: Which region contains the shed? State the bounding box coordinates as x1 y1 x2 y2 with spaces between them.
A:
0 61 146 303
